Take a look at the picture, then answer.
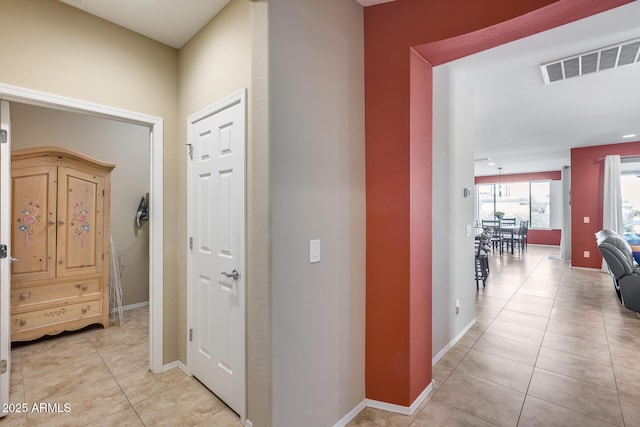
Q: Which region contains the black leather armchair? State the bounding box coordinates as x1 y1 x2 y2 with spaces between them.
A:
596 229 640 313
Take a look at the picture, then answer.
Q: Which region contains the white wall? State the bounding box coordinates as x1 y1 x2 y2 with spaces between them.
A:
269 0 366 425
10 103 150 306
432 65 477 359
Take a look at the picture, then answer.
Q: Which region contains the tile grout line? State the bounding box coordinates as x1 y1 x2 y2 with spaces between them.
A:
517 264 624 427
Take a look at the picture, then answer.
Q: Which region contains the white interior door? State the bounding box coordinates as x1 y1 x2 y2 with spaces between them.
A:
188 90 245 419
0 100 12 416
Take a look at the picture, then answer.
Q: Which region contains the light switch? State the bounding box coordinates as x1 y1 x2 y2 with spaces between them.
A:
584 251 590 258
310 240 321 263
465 225 472 237
584 217 590 223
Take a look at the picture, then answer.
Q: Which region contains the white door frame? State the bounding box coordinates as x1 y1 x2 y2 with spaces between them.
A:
0 83 164 373
186 88 247 420
0 100 12 414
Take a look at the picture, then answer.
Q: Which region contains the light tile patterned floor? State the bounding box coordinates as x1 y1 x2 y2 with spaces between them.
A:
3 306 241 427
348 245 640 427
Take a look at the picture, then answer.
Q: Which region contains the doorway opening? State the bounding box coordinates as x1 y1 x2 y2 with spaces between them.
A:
0 83 164 373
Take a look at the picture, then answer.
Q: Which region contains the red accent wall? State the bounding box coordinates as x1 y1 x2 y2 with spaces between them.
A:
528 229 562 246
409 51 432 400
364 0 632 406
571 141 640 268
475 171 561 184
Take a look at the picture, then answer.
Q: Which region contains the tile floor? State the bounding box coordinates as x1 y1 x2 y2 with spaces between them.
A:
348 245 640 427
3 305 241 426
4 246 639 426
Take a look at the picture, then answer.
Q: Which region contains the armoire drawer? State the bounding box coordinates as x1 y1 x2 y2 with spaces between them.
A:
11 299 102 333
11 278 101 309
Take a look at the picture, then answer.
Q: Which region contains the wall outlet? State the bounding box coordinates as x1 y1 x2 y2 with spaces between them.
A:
455 299 460 315
584 250 590 258
584 216 590 223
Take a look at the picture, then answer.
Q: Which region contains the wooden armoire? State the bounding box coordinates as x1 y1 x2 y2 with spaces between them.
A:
10 147 115 341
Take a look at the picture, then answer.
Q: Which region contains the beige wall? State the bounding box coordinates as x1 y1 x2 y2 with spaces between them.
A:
11 103 150 307
178 0 273 423
269 0 366 425
2 1 367 425
0 0 180 362
177 0 251 363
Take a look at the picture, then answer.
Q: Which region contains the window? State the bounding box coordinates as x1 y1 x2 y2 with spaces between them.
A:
621 173 640 241
476 181 551 228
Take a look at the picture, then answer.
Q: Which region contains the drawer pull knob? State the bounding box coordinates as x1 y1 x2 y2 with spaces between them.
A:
81 306 90 314
58 220 65 225
49 220 56 225
19 319 26 326
76 284 88 291
19 292 32 300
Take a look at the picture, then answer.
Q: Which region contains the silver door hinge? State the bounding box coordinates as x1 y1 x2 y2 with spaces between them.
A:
189 237 193 251
186 144 193 160
189 328 193 342
0 129 7 144
0 359 7 374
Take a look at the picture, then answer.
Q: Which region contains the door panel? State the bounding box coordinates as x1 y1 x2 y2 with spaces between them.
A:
0 100 12 416
190 94 245 419
56 167 103 278
10 166 56 283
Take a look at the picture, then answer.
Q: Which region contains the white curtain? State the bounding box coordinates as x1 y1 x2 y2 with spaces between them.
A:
602 155 624 271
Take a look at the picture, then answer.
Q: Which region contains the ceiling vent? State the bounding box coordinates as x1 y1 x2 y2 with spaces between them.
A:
540 38 640 84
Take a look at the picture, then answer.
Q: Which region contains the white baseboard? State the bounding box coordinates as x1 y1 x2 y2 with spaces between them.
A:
162 361 178 372
432 318 476 365
110 300 149 313
123 301 149 310
570 265 604 272
161 360 190 376
367 380 434 416
177 360 190 376
333 400 367 427
336 380 435 426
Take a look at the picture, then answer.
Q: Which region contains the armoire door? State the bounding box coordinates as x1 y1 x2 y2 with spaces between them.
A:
56 167 104 279
11 166 57 283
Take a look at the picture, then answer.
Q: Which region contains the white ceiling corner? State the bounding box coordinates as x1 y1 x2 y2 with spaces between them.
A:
355 0 397 6
58 0 231 48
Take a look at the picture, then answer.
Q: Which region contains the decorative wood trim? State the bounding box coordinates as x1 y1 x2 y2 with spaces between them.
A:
12 146 116 170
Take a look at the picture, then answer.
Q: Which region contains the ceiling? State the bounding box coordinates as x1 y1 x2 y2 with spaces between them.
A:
58 0 231 48
449 2 640 177
57 0 394 48
57 1 639 178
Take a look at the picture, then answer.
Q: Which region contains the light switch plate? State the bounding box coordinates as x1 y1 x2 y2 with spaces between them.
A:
310 240 320 263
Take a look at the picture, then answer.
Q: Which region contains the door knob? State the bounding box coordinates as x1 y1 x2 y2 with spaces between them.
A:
10 257 20 263
221 270 239 280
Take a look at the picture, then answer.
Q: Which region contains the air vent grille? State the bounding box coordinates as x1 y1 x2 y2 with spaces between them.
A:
540 38 640 84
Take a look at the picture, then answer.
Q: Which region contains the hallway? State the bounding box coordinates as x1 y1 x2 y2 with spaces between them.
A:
350 246 640 426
